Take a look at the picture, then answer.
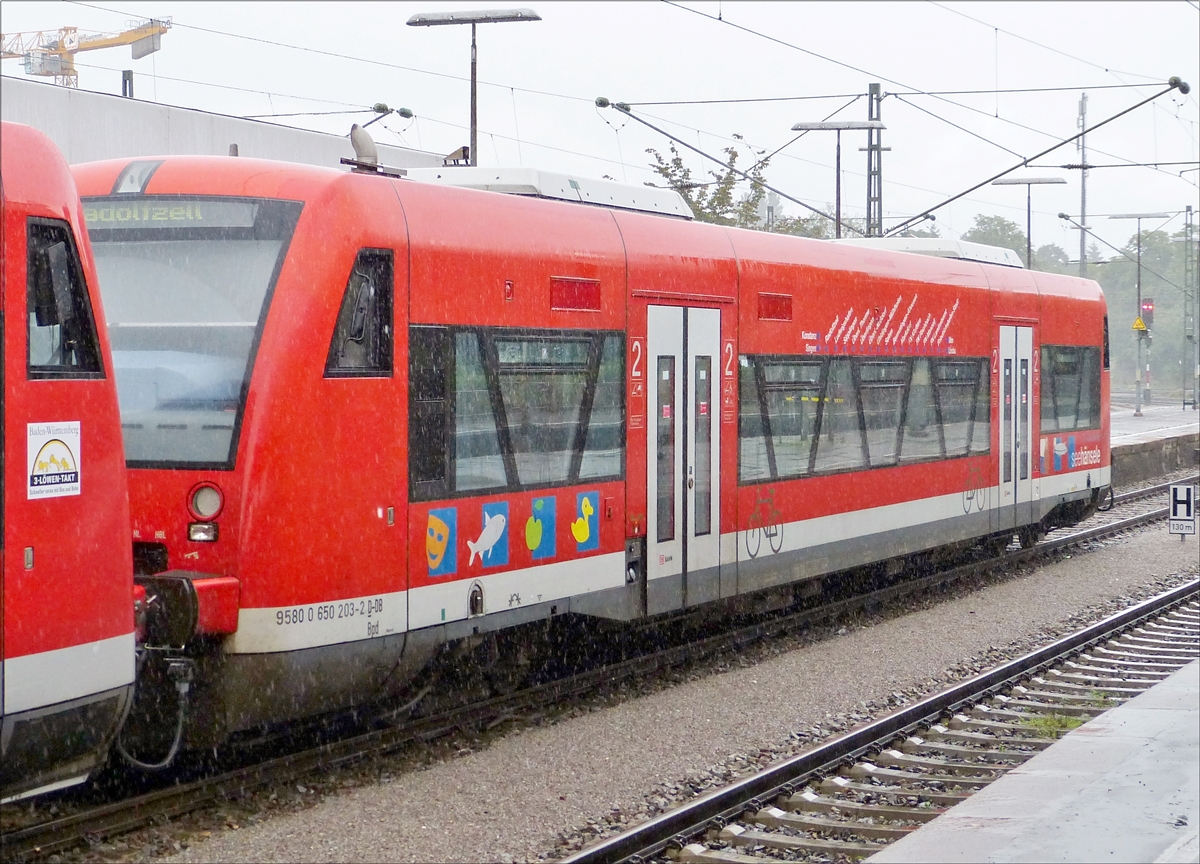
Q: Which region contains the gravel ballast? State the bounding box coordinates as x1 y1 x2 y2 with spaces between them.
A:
137 522 1200 864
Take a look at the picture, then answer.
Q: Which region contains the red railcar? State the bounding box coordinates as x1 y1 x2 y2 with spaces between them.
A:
1 123 135 800
70 155 1108 756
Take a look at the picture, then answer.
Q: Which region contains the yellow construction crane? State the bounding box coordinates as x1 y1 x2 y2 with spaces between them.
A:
1 18 170 88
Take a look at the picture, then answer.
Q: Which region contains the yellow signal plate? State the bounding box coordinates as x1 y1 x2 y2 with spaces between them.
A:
1132 317 1147 331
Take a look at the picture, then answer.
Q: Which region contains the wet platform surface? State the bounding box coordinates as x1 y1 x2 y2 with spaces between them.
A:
1110 402 1200 447
869 659 1200 863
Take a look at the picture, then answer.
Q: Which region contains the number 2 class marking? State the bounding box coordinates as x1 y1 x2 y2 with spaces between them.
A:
631 339 643 379
724 340 735 377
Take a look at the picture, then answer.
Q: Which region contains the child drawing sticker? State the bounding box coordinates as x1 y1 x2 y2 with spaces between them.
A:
469 502 509 567
525 496 556 560
573 492 599 552
426 508 457 577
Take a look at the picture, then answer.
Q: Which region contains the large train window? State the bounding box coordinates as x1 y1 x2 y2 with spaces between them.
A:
812 358 866 473
408 326 625 501
325 250 393 376
1040 345 1102 432
937 360 981 457
739 354 990 484
83 195 303 467
26 218 103 378
859 360 906 467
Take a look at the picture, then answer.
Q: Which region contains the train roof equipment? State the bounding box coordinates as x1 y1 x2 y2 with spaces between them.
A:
831 236 1025 268
404 166 695 219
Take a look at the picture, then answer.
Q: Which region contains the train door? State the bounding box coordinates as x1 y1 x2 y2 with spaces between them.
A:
996 325 1034 532
645 305 720 614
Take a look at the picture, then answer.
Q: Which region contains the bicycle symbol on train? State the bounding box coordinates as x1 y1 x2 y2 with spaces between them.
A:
745 487 784 559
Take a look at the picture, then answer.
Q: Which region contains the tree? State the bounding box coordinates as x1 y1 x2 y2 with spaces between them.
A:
896 223 941 239
1034 243 1071 274
646 135 768 228
1090 227 1198 402
770 212 834 239
961 215 1027 265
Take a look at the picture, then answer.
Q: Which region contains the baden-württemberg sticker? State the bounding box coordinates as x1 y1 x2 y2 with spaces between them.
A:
28 422 81 499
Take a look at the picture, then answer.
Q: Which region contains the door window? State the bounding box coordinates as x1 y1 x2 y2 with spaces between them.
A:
656 356 676 543
693 355 712 537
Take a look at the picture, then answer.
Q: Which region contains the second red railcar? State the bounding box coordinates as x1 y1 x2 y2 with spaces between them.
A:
70 155 1109 757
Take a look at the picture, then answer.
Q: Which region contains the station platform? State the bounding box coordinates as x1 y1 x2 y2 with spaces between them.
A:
1109 403 1199 486
868 659 1200 864
1111 402 1200 447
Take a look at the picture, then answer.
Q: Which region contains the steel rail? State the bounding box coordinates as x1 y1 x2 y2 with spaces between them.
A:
4 479 1192 861
561 577 1200 864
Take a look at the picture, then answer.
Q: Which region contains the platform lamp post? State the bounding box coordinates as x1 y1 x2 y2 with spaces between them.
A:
1110 212 1169 416
789 120 885 239
407 8 541 167
991 176 1066 269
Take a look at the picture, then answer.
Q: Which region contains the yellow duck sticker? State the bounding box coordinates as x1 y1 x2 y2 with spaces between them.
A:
572 492 599 551
571 496 594 543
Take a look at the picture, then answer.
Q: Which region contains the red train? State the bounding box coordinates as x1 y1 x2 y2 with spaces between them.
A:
1 122 135 801
66 153 1109 758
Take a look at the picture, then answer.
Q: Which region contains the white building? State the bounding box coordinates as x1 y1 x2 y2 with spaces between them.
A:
1 75 443 170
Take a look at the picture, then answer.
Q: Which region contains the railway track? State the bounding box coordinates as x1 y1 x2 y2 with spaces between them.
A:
3 476 1194 862
563 581 1199 864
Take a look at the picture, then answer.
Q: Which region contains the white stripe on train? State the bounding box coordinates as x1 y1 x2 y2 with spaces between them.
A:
3 632 135 714
224 464 1109 654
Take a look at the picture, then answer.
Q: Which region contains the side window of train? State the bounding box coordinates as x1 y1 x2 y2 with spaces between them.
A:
1103 315 1111 369
738 353 990 484
1040 345 1102 432
407 326 624 501
324 249 393 376
26 218 103 378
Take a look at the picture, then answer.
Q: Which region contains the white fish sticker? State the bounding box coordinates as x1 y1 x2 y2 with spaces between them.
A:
468 512 507 566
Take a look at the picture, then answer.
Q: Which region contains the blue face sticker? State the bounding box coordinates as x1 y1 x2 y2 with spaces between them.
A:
426 507 457 577
469 502 509 567
572 491 600 552
525 496 557 560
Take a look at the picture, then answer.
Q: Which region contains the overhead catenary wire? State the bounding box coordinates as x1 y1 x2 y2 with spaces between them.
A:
43 0 1197 205
925 0 1162 82
892 93 1025 159
1059 214 1186 297
66 0 594 105
627 82 1153 107
885 80 1190 237
664 1 1195 183
598 100 865 235
36 59 367 110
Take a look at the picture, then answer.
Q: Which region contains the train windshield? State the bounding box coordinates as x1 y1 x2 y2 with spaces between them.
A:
83 196 303 466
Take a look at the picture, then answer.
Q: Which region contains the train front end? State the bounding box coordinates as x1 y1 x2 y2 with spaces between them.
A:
71 155 428 758
1 122 135 801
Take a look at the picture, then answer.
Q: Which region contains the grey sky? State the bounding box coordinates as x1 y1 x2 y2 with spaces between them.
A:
4 1 1197 253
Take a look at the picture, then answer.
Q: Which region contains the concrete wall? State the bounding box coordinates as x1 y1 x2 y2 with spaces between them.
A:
1111 433 1200 488
1 75 443 170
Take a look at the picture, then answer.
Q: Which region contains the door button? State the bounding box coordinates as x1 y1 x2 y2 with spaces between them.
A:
688 478 694 489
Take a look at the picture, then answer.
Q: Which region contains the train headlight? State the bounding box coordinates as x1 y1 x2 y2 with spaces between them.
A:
188 522 219 542
189 483 223 520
